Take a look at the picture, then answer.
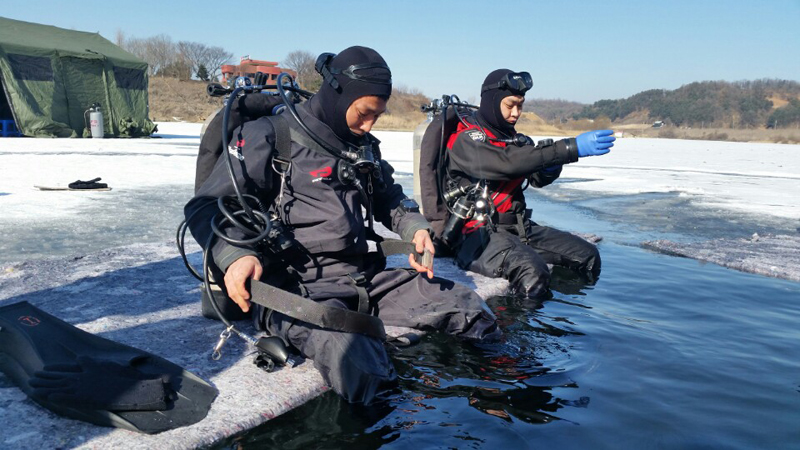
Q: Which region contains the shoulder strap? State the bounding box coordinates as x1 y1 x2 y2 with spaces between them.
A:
267 114 292 164
269 113 338 159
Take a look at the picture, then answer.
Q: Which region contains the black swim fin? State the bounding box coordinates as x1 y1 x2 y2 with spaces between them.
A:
29 356 169 411
0 301 218 434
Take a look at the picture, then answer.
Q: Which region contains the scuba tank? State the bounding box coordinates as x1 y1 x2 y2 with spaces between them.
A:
84 103 104 138
412 100 437 212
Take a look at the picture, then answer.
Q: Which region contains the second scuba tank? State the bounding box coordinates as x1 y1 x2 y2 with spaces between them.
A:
84 103 104 138
412 103 435 212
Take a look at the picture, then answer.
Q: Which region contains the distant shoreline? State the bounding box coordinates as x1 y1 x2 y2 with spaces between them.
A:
147 78 800 145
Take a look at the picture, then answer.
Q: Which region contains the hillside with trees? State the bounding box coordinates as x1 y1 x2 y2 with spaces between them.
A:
573 79 800 130
526 99 586 123
124 32 798 142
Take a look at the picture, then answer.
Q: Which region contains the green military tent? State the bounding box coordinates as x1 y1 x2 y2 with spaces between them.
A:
0 17 156 138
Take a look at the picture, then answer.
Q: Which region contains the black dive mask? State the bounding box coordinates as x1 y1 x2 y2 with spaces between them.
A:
315 52 392 90
481 71 533 96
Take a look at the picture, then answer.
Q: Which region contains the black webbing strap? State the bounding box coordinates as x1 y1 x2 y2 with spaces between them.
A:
496 212 517 225
347 272 371 315
378 239 433 269
377 239 416 259
248 279 387 341
269 114 337 159
515 213 528 243
268 115 292 166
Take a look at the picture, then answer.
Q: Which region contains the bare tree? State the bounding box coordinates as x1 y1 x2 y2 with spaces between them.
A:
122 37 152 73
146 34 176 77
115 29 125 47
283 50 321 91
178 41 208 76
205 46 233 81
119 33 232 81
123 34 177 76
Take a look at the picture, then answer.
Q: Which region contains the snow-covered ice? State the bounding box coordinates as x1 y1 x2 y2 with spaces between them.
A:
2 124 797 227
538 136 800 220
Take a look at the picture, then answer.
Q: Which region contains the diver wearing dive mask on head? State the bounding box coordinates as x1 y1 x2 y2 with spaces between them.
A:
185 47 500 405
432 68 614 298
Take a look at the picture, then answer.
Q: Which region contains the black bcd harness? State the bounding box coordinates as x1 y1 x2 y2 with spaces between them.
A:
193 106 424 345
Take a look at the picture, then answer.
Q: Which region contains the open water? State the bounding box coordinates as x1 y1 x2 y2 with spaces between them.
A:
214 177 800 449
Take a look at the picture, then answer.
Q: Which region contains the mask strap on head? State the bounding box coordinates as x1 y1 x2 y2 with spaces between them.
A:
480 71 533 95
330 63 392 85
315 52 340 90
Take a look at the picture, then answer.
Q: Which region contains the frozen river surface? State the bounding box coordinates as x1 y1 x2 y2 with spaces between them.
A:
1 123 799 449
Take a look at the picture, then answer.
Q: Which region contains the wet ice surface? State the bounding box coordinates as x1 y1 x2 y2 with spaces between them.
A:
0 123 200 264
520 136 800 281
535 136 800 221
0 184 193 262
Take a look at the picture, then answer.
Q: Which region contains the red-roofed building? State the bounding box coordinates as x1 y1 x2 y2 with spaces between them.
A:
220 56 296 84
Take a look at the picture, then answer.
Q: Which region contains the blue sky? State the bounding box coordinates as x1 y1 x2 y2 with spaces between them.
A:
4 0 799 104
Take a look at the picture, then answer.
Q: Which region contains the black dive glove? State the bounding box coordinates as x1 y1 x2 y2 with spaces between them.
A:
28 356 170 411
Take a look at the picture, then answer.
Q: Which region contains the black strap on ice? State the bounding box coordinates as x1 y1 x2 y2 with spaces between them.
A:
248 279 387 341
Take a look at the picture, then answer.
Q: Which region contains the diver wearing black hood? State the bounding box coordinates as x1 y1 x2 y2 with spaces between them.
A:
440 68 615 297
185 47 500 404
307 46 393 145
477 69 519 138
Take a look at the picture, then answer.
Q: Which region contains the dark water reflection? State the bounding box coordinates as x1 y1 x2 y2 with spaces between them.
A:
220 240 800 449
216 184 800 449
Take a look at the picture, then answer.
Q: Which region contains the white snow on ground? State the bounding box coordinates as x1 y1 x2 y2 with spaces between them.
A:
361 131 800 221
1 124 798 225
0 122 200 220
529 135 800 220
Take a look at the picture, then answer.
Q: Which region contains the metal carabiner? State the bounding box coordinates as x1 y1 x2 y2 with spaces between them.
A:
270 160 290 217
212 326 234 360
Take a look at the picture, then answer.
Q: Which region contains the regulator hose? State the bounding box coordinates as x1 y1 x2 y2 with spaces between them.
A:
176 74 344 349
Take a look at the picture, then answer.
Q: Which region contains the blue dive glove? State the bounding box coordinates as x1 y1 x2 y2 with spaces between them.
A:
576 130 615 157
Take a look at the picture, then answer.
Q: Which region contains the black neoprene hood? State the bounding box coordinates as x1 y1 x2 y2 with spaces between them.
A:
478 68 519 137
307 46 392 144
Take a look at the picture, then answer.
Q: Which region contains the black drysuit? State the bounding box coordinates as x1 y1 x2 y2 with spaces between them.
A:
445 114 601 298
185 104 500 403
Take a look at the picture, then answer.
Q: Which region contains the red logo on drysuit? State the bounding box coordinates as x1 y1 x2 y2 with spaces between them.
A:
310 167 332 178
18 315 41 327
236 138 245 147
